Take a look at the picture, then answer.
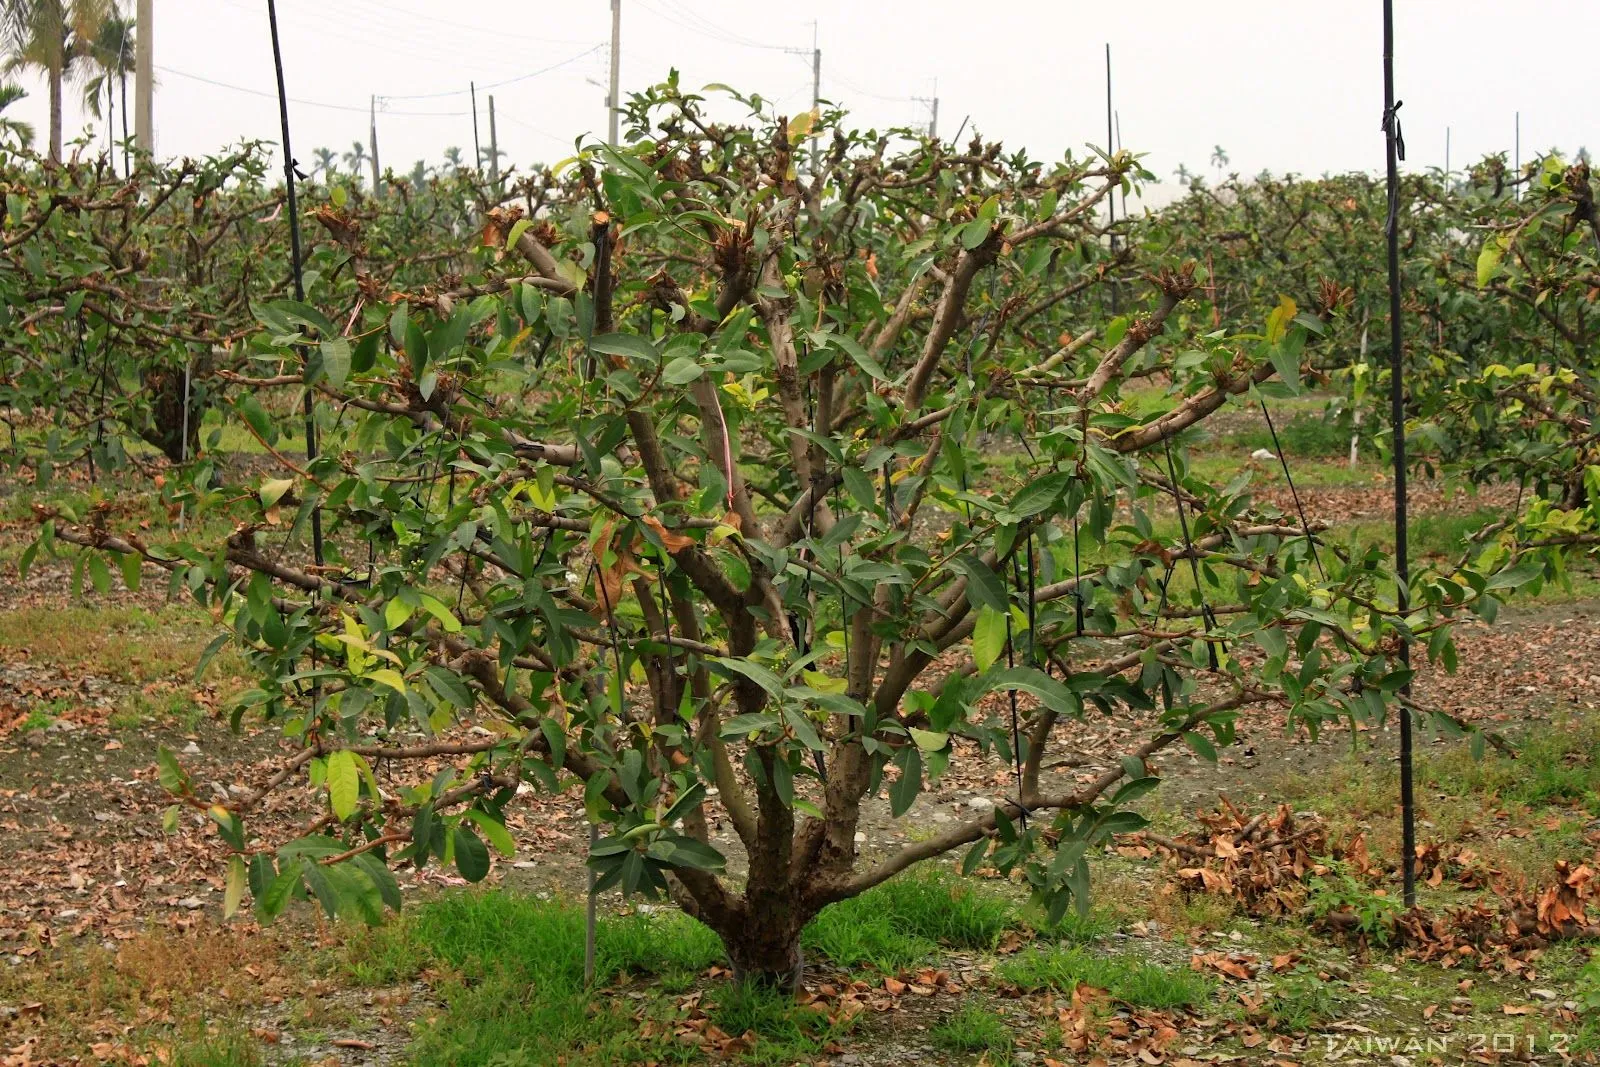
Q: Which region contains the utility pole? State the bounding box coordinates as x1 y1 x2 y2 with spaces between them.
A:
1514 111 1521 200
368 95 382 200
134 0 152 155
607 0 621 146
913 81 938 140
488 94 500 188
780 24 821 169
470 81 481 173
810 25 820 171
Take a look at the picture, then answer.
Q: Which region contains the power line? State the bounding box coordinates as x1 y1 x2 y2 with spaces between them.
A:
379 44 606 100
828 71 913 105
322 0 597 49
213 0 544 78
633 0 793 53
154 65 469 117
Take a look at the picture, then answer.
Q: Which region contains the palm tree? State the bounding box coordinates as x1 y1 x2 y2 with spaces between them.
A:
80 4 131 173
442 145 462 174
0 80 33 147
342 139 367 186
1 0 112 163
309 145 336 181
1172 162 1194 187
1209 144 1229 179
408 158 427 187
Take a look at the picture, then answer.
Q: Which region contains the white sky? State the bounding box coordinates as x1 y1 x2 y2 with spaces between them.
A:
7 0 1593 198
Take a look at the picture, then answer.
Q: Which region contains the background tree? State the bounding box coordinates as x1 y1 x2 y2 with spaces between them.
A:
309 145 336 182
0 79 30 146
342 139 368 185
0 0 109 162
79 2 130 173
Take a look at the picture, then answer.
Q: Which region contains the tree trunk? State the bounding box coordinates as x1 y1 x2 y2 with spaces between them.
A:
120 72 129 174
48 64 63 164
719 907 808 989
140 359 205 464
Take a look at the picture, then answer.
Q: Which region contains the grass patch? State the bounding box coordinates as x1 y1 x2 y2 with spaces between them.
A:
1259 970 1348 1032
166 1026 264 1067
931 1003 1014 1056
343 890 727 1065
998 944 1214 1008
803 869 1018 971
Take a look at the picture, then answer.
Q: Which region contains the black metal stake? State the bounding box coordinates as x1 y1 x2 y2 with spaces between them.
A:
1381 0 1416 909
1105 43 1119 316
266 0 326 731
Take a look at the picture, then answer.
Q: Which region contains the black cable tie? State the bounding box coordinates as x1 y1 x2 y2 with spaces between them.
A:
1382 100 1406 235
1381 100 1405 161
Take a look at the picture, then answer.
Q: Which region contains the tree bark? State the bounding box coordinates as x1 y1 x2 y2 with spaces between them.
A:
718 905 808 989
48 63 63 164
140 358 206 464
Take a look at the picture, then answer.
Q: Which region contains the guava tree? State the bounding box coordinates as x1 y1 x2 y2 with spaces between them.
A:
19 80 1579 984
0 141 490 471
1411 154 1599 513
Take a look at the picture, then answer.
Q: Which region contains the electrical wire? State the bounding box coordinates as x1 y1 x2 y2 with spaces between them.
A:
633 0 795 53
214 0 543 76
379 44 606 100
155 65 470 116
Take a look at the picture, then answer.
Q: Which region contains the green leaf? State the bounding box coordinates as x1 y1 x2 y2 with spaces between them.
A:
720 712 779 738
830 333 889 382
959 217 991 250
505 217 533 249
326 749 360 821
1485 560 1543 591
889 745 922 817
1254 625 1287 664
708 656 786 697
973 605 1007 673
658 835 726 872
663 356 704 384
320 336 351 387
1182 731 1219 763
1476 237 1505 288
985 666 1082 718
452 825 491 881
950 553 1009 614
86 553 111 596
257 859 305 921
1007 471 1072 518
117 550 142 593
156 745 188 793
466 810 517 857
590 332 659 364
